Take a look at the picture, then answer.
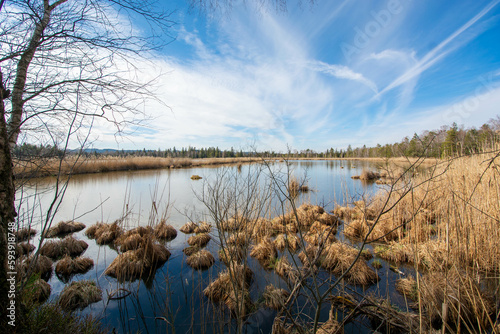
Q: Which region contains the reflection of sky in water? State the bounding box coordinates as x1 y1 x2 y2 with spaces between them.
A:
16 160 390 333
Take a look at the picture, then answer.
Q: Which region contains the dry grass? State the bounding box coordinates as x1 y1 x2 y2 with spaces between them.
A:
105 237 170 281
154 220 177 241
274 234 301 252
190 174 202 180
39 235 88 259
395 276 418 301
226 232 248 247
16 242 35 255
15 227 37 242
58 280 102 311
274 257 298 283
44 221 86 238
180 221 197 234
419 268 495 331
218 245 246 264
55 255 94 278
193 221 211 234
183 246 200 256
29 279 51 304
18 255 53 280
250 237 277 265
262 285 289 310
187 233 211 247
86 221 123 245
14 156 263 178
186 249 215 270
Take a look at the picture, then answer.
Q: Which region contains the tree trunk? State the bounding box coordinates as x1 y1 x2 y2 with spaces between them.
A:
0 71 17 329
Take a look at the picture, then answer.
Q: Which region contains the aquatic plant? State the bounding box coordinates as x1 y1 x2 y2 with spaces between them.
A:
58 280 102 311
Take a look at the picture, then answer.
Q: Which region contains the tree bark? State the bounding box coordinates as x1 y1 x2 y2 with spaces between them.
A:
0 70 17 329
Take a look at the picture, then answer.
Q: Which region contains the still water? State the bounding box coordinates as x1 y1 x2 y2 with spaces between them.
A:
16 159 408 333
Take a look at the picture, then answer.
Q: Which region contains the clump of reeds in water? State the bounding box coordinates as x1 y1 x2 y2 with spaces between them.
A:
16 242 35 256
186 249 215 270
17 254 53 280
226 232 248 247
190 174 202 180
273 234 301 252
114 226 153 252
288 177 309 197
180 221 197 234
55 255 94 281
218 245 246 264
274 257 298 283
44 221 86 238
203 262 253 316
15 227 37 242
194 221 211 233
58 280 102 311
187 233 211 247
262 285 289 310
320 242 378 286
154 220 177 241
85 221 123 245
29 278 51 304
351 169 381 181
105 235 170 281
250 237 277 269
395 275 418 301
39 235 88 260
183 245 200 256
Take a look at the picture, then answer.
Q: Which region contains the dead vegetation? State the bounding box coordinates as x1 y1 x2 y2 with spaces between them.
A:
104 236 170 281
17 255 53 280
44 221 86 238
274 234 301 252
16 242 35 255
194 221 211 233
180 221 197 234
29 279 51 304
154 220 177 241
55 255 94 280
187 233 211 247
262 285 289 310
186 249 215 270
58 280 102 311
15 227 37 241
85 221 123 245
250 237 277 268
39 235 88 259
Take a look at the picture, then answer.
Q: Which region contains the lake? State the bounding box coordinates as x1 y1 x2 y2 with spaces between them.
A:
16 159 413 333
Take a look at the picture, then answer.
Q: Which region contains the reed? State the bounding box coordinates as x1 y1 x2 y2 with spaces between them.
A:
193 221 211 233
154 220 177 241
180 221 197 234
86 221 123 245
18 255 53 280
273 234 301 252
250 237 277 266
16 242 35 255
29 279 51 304
15 227 37 242
218 245 246 264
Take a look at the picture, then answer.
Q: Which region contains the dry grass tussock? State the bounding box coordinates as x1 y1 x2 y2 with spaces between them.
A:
55 255 94 279
203 262 253 316
186 249 215 270
262 285 289 310
29 279 51 304
274 234 301 252
105 236 170 281
39 235 88 259
85 221 123 245
180 221 197 234
15 227 37 242
58 280 102 311
44 221 86 238
250 237 277 268
16 242 35 255
153 220 177 241
219 245 246 264
14 156 262 178
183 245 200 256
274 257 298 283
187 233 211 247
194 221 211 233
17 255 53 280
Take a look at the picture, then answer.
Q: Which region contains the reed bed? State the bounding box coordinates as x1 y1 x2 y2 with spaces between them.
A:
14 156 262 178
39 235 88 259
218 245 246 264
58 280 102 311
55 255 94 279
44 221 86 238
186 249 215 270
273 234 301 252
274 257 298 283
262 285 290 310
250 237 277 268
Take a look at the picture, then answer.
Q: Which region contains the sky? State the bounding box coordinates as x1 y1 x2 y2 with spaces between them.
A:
94 0 500 152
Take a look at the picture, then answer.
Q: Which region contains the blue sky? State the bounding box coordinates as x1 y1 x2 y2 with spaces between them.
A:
98 0 500 152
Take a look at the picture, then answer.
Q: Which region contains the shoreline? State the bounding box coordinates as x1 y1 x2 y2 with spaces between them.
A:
13 155 441 179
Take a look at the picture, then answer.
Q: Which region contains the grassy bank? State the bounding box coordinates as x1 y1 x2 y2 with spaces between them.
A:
13 156 265 179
